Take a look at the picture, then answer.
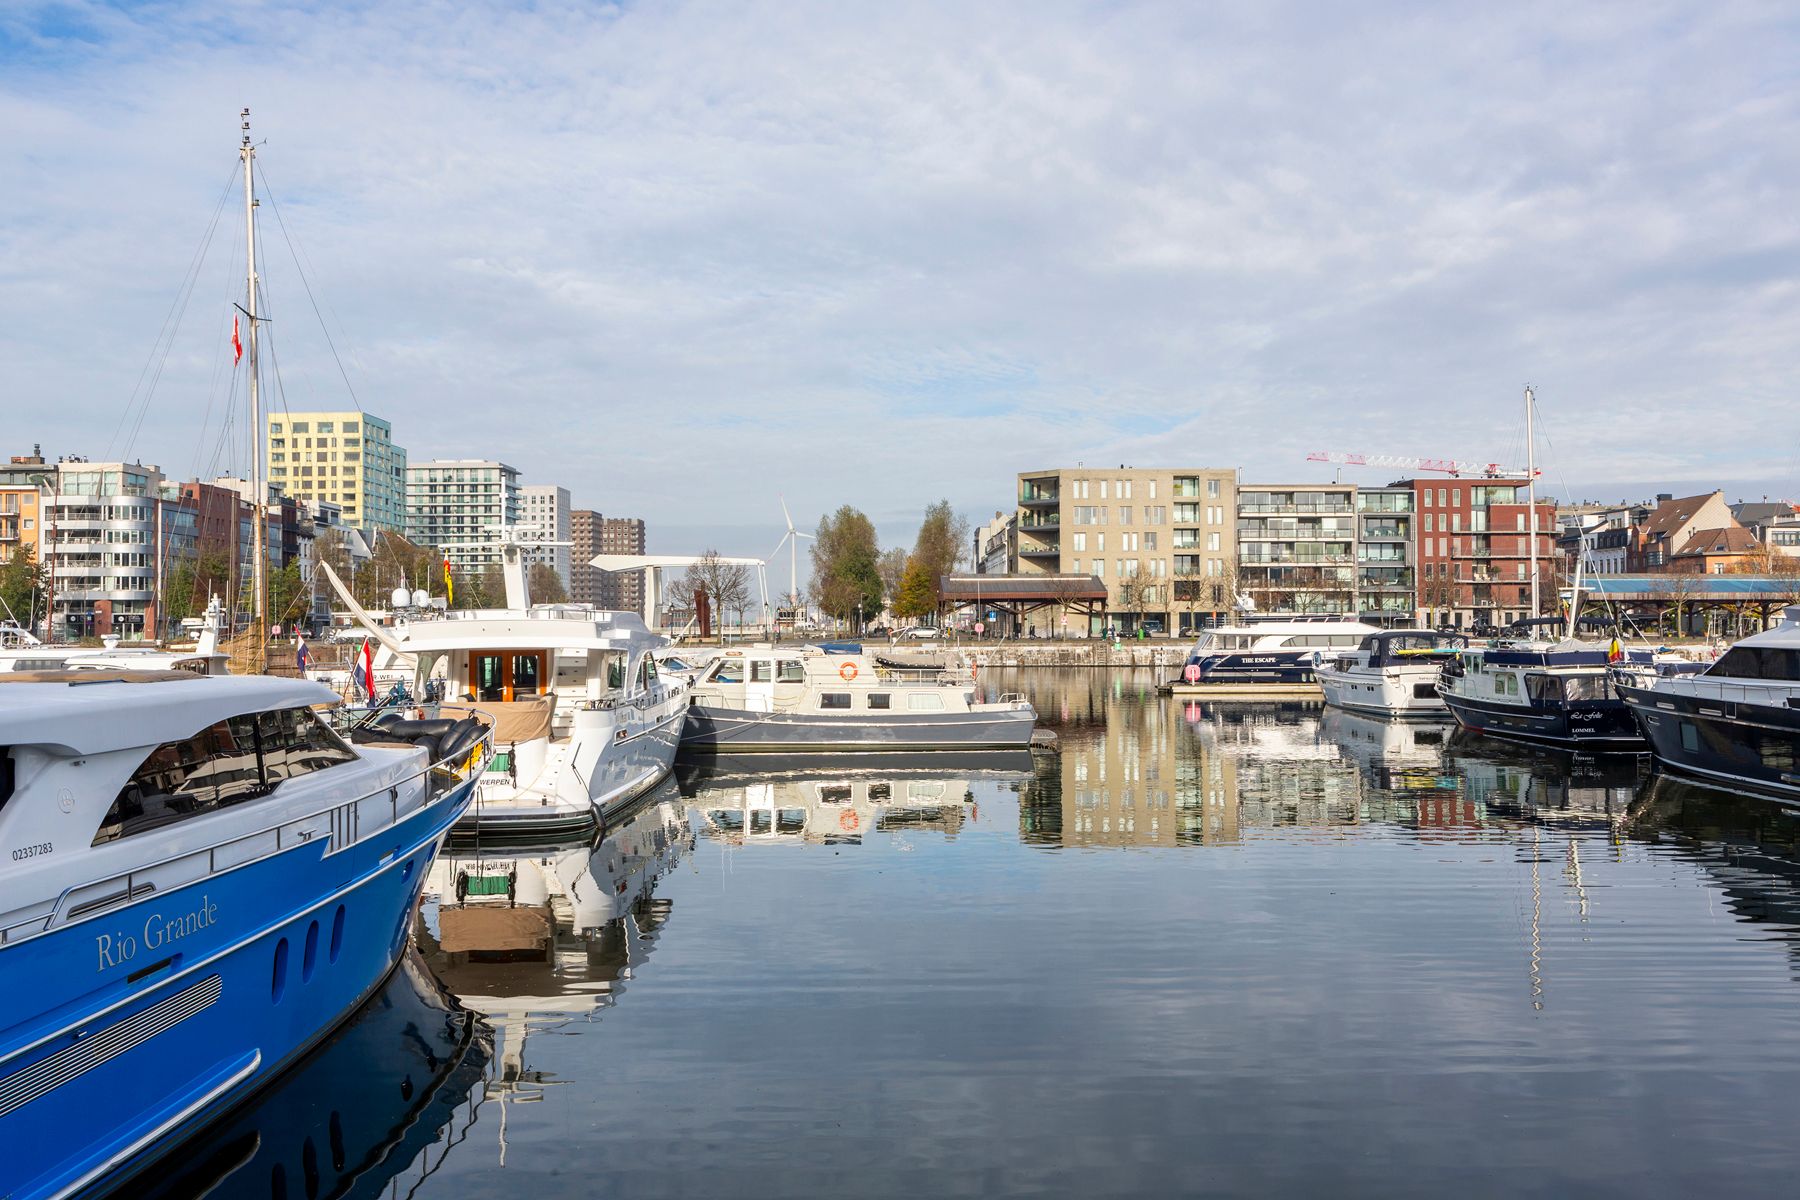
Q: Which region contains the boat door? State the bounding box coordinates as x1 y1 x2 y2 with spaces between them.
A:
744 658 776 713
471 650 549 702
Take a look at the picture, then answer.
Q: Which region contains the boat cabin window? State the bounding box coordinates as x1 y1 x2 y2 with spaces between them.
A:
868 693 891 709
1708 646 1800 681
778 660 806 684
908 694 945 712
636 657 652 693
645 656 659 684
472 651 548 702
820 693 852 709
750 661 774 683
0 749 13 817
1562 675 1612 702
94 708 356 846
609 656 628 689
1526 675 1563 703
712 659 743 684
820 784 853 804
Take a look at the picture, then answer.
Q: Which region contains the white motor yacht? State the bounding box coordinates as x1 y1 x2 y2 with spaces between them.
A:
1316 629 1466 718
0 596 231 677
1176 616 1381 686
324 529 688 840
682 644 1035 752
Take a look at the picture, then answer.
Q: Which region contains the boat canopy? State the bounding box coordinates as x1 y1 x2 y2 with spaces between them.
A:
1358 630 1467 667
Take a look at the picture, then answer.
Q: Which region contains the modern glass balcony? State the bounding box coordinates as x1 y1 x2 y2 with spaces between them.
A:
1019 481 1060 506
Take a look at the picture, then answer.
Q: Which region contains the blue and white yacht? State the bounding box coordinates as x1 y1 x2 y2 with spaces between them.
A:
1177 616 1380 686
1437 639 1692 751
1619 606 1800 799
0 670 488 1200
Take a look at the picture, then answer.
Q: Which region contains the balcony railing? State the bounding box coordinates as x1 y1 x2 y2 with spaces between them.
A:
1019 484 1060 505
1018 513 1060 529
1019 544 1061 558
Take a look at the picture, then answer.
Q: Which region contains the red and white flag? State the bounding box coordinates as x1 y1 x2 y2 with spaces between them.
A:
232 315 243 365
362 638 376 698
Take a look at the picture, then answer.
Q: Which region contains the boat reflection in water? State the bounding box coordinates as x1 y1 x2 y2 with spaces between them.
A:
678 752 1034 845
131 949 489 1200
415 790 692 1158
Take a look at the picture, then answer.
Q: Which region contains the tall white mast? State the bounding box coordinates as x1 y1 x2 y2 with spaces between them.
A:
1525 384 1539 620
242 109 267 661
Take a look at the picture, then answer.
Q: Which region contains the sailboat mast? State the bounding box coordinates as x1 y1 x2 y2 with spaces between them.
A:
1525 385 1539 620
242 109 267 661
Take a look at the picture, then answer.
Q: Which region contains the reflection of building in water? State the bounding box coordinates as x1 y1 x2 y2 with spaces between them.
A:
1318 708 1478 830
136 950 489 1200
1193 703 1363 828
418 795 692 1163
683 762 987 845
1039 692 1241 847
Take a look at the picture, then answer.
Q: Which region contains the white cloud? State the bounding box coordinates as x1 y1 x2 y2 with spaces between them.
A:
2 0 1797 556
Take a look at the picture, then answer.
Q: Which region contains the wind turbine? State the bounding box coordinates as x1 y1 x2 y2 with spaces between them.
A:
769 496 813 610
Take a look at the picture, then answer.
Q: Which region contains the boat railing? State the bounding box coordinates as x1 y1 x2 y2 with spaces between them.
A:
1 726 494 948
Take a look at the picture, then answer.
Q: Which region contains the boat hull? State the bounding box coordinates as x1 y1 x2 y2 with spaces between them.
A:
1187 651 1321 684
1316 666 1447 719
1620 684 1800 800
681 703 1037 753
454 707 683 840
1440 690 1644 751
0 776 477 1200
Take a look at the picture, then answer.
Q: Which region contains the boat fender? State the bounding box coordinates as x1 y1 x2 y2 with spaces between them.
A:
839 662 858 681
839 810 860 832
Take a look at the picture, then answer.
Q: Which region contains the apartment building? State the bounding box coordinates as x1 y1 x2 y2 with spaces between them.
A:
0 486 41 568
41 460 163 638
1354 485 1415 623
521 484 572 589
1408 479 1556 629
266 411 407 532
404 460 521 574
570 508 602 606
1234 484 1358 616
599 516 647 612
1016 467 1237 634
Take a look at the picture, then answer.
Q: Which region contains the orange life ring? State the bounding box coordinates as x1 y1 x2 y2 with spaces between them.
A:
838 661 858 681
839 810 860 832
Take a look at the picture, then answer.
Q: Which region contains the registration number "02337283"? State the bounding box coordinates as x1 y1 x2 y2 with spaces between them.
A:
11 842 52 861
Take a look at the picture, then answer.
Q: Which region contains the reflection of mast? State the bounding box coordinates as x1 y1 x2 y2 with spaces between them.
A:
1529 824 1544 1011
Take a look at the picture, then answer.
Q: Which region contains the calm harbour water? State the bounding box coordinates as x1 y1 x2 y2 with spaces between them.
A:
153 669 1800 1199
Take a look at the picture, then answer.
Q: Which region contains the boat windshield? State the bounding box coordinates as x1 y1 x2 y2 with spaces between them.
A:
1706 645 1800 681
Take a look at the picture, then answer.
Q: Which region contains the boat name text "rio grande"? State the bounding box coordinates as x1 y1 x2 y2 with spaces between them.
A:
96 895 220 971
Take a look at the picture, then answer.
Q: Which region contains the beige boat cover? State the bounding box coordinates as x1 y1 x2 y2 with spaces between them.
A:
442 697 553 744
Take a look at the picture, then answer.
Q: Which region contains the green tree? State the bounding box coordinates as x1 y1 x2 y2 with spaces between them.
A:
267 562 308 628
910 499 970 614
893 556 938 621
0 546 45 629
809 506 884 623
529 563 570 604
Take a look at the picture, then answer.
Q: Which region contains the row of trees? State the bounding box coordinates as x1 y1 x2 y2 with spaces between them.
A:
808 500 970 626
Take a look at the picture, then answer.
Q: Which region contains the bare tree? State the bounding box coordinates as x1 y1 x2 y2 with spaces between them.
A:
679 549 752 634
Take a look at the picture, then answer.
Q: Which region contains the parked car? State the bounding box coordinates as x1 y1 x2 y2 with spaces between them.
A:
892 626 942 640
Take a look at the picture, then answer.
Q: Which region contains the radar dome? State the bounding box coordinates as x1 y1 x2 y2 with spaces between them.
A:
391 586 412 609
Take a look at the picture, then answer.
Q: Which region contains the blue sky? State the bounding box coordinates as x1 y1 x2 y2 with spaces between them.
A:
3 1 1798 563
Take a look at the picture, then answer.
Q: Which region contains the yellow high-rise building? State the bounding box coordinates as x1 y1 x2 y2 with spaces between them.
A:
265 411 407 532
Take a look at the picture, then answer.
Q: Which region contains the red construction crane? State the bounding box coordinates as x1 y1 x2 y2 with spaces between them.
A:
1304 451 1536 479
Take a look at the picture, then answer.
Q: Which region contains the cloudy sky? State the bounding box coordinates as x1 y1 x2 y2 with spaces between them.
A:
2 1 1797 560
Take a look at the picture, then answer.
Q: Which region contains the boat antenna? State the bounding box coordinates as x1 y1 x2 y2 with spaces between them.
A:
241 108 268 666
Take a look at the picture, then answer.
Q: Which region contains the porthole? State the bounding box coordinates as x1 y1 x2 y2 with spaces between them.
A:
302 920 319 984
271 937 289 1003
329 904 346 964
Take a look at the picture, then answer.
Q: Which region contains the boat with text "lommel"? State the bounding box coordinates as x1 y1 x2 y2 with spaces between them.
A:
1316 629 1466 718
323 527 689 841
1437 639 1693 751
0 670 489 1200
1618 606 1800 799
682 645 1036 752
1177 616 1381 687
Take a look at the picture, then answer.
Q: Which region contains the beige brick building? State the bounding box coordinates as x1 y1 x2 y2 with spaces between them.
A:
1015 467 1238 635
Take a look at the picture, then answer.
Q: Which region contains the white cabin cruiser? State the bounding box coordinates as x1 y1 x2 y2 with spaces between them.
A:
0 596 231 677
1316 629 1467 718
682 644 1035 752
323 530 688 840
1178 616 1381 686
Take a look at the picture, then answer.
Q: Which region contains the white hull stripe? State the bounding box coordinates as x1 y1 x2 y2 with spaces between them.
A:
0 974 223 1119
